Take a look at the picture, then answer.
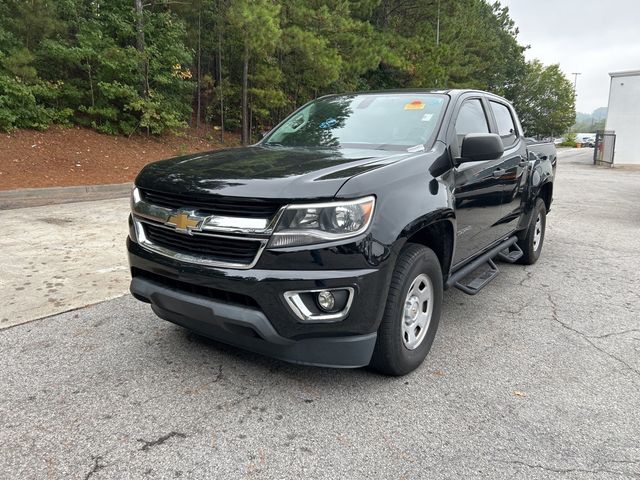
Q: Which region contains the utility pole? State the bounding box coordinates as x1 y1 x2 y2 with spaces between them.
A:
571 72 581 91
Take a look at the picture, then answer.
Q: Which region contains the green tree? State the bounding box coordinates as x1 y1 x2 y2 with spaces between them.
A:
0 0 548 139
506 60 576 137
0 0 194 134
226 0 281 144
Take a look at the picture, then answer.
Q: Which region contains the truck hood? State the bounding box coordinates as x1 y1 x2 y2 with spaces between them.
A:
135 145 412 199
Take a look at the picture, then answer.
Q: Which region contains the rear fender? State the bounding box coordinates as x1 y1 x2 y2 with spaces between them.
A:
518 152 554 232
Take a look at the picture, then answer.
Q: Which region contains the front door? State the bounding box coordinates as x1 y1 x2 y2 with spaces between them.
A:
486 99 528 239
451 97 506 265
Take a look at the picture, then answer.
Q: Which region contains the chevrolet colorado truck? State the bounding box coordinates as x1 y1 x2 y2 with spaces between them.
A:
128 89 555 375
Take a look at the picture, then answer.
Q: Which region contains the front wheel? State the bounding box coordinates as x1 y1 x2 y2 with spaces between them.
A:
370 244 443 376
517 197 547 265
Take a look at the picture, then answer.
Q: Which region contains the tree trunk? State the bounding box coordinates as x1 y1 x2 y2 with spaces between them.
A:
134 0 148 99
196 9 201 129
241 42 249 146
86 61 95 107
218 32 224 143
249 100 253 144
217 0 224 143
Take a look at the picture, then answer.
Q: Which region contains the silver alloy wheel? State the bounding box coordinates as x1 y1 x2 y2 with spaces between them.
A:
401 273 434 350
532 213 543 251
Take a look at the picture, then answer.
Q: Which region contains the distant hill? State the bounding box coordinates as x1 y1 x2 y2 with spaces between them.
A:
573 107 607 133
591 107 607 121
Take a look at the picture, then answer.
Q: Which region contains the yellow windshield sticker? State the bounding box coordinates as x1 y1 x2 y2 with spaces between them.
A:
404 100 425 110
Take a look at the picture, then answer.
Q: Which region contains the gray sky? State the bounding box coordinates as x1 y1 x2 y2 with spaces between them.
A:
499 0 640 113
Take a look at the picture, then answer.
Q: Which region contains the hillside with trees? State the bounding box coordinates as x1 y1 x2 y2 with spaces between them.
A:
573 107 607 133
0 0 576 142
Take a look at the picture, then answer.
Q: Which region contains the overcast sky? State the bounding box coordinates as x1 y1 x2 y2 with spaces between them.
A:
499 0 640 113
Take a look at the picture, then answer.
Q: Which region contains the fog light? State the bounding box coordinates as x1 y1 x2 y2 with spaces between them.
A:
317 290 335 311
284 288 354 323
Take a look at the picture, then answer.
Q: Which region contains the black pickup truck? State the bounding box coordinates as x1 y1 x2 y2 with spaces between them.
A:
128 89 555 375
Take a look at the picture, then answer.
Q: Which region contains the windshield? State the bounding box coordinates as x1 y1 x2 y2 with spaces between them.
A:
264 93 447 151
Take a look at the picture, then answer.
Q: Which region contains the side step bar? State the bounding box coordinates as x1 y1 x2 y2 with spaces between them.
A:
497 242 523 263
445 236 518 295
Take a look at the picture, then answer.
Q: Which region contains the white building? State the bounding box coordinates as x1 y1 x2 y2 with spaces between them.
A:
605 70 640 165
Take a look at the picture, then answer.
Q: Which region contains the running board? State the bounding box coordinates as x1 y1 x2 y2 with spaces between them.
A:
455 259 499 295
496 242 523 263
446 236 518 295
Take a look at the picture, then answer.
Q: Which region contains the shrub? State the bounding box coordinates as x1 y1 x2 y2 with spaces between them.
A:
559 132 577 148
0 74 68 131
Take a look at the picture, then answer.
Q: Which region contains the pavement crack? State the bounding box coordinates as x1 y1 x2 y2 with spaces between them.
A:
213 364 224 382
500 459 625 476
84 455 107 480
518 268 533 286
216 387 265 411
506 301 533 315
589 329 640 339
608 459 640 465
547 293 640 379
137 431 187 452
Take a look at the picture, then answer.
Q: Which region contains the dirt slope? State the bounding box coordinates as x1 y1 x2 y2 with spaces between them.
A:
0 126 239 190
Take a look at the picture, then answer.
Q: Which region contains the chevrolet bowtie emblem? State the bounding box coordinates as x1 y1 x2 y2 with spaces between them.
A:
166 210 203 234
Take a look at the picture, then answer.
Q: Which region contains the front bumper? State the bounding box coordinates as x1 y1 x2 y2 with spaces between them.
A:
130 276 376 367
127 238 393 368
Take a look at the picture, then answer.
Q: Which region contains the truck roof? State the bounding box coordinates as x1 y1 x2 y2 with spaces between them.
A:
320 88 512 104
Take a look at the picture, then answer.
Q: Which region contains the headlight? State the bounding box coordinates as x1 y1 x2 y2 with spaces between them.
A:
268 196 375 248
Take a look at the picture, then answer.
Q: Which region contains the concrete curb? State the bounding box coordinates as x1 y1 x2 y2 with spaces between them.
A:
0 182 132 209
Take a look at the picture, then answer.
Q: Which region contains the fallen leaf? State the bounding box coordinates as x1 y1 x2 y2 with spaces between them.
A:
514 390 527 397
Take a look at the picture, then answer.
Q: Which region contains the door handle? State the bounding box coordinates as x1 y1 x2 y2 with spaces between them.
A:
492 168 506 178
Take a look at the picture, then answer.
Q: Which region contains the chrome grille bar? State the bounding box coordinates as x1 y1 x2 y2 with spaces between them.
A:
131 187 284 235
130 187 281 269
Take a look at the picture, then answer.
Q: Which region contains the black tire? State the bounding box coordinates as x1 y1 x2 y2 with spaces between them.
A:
517 197 547 265
370 244 443 376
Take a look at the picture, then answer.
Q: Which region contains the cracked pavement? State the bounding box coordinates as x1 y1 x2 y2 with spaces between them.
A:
1 149 639 479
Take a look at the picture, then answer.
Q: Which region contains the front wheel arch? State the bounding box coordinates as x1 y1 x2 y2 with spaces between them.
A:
402 218 454 283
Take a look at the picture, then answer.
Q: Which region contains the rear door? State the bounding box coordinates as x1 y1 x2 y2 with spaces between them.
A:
451 95 509 265
486 99 528 238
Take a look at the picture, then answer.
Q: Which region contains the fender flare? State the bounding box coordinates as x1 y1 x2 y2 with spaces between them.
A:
394 210 456 277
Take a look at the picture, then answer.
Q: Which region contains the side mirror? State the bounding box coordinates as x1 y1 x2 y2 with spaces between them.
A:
457 133 504 164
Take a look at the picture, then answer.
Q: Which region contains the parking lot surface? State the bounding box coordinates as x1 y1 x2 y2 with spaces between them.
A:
0 197 129 328
1 149 639 479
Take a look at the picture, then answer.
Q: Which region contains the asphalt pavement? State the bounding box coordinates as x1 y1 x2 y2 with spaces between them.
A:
1 148 639 479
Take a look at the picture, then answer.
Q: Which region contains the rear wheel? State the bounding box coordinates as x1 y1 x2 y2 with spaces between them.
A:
517 197 547 265
370 244 443 376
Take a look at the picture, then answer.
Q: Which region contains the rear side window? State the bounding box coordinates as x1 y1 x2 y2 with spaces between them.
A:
490 101 517 147
455 99 489 150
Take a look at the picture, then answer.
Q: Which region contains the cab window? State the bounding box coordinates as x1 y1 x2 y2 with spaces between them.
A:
489 101 518 147
455 99 490 151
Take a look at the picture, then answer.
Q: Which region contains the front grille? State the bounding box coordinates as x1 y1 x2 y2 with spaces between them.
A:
132 268 259 308
144 223 262 265
140 188 283 219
